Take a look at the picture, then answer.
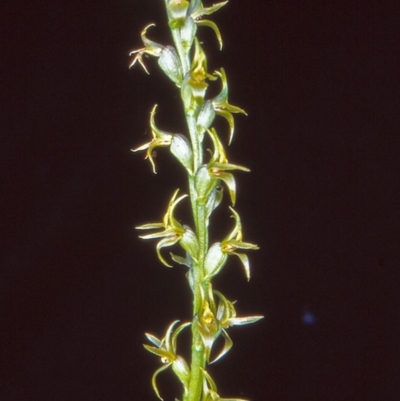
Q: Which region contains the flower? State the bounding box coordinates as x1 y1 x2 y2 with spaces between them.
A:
203 207 259 281
136 189 199 267
144 320 191 400
133 105 193 173
195 128 249 207
181 39 217 111
131 104 173 173
129 24 163 74
196 287 263 364
220 208 259 280
129 24 183 84
212 69 247 145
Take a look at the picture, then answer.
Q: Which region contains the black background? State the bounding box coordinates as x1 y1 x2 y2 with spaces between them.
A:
1 1 399 400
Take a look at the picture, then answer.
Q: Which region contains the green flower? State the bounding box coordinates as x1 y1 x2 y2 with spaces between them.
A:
144 320 191 400
207 128 249 205
131 104 172 173
181 39 216 110
133 105 193 174
136 189 199 267
189 0 229 49
203 207 258 281
196 288 263 364
129 24 183 84
212 68 247 144
220 208 259 280
129 24 163 74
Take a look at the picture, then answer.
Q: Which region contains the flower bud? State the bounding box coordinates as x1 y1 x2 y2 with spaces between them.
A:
158 46 183 86
170 134 193 173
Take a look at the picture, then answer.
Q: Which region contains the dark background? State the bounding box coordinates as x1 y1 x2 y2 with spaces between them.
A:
1 1 399 400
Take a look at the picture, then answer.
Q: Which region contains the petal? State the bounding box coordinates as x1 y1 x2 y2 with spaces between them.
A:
156 236 181 267
209 329 232 364
131 141 152 152
196 19 223 49
135 222 165 230
223 207 242 241
128 51 150 74
199 0 229 16
150 105 174 140
225 239 259 250
140 24 163 57
211 162 250 172
145 332 162 347
137 227 174 239
233 252 250 281
214 109 235 145
151 363 172 400
169 252 192 267
227 315 264 326
171 321 191 353
213 171 236 205
190 0 228 18
165 320 181 352
143 344 174 361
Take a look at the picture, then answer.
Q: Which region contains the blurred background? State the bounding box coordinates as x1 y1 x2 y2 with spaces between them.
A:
1 1 399 400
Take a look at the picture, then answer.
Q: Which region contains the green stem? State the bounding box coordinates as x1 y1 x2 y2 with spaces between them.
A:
165 4 208 401
185 117 207 401
185 203 208 401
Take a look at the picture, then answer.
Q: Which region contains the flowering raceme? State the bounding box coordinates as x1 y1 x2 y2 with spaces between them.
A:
129 1 262 400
